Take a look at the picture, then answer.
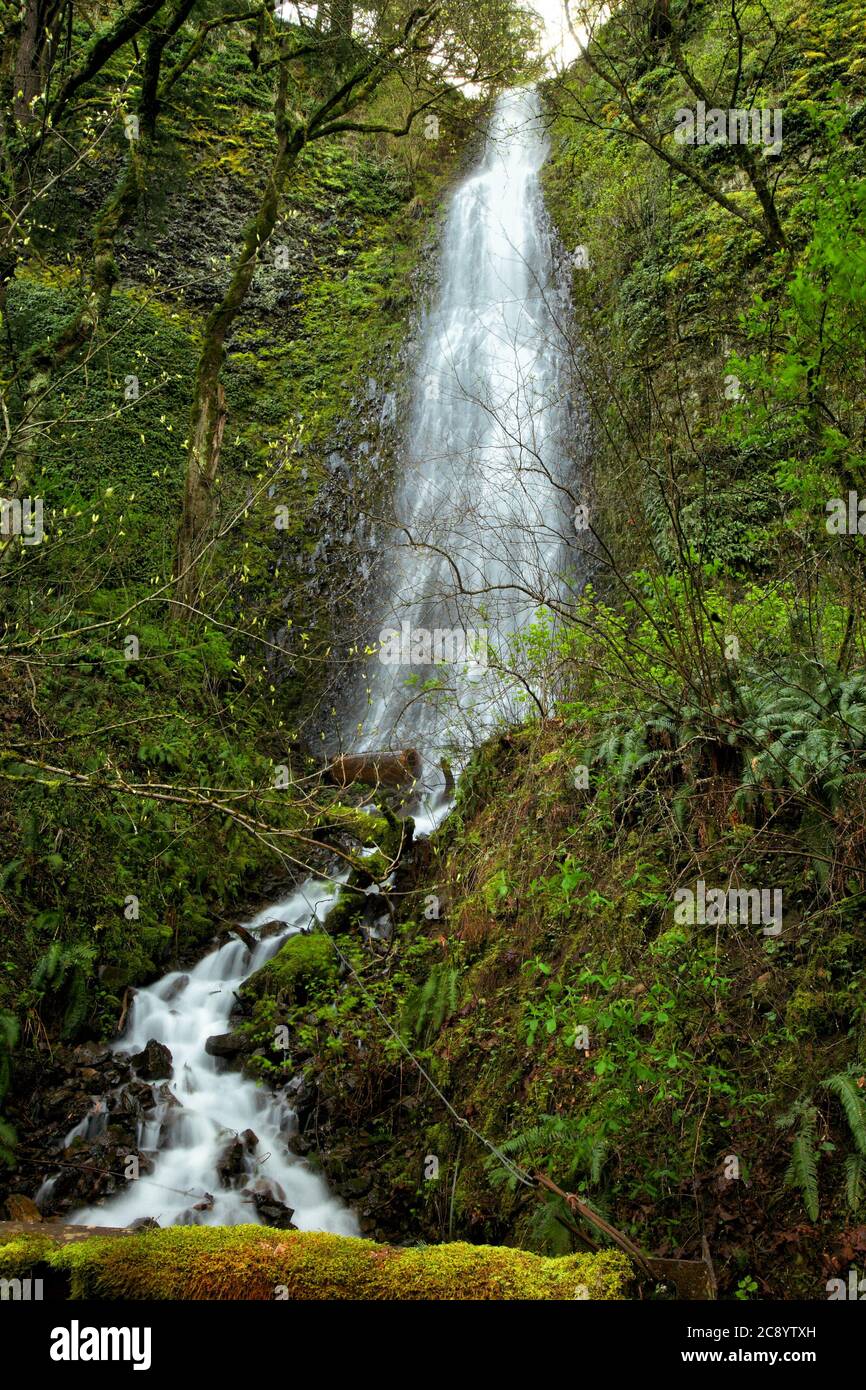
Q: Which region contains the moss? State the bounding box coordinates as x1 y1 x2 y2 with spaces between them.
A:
0 1232 55 1278
2 1225 631 1300
241 931 339 1006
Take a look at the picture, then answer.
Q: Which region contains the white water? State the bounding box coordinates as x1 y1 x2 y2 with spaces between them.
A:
345 85 574 817
69 87 575 1231
71 882 357 1231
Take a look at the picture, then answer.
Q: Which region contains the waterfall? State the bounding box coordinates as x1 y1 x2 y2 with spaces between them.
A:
346 86 574 820
68 86 575 1233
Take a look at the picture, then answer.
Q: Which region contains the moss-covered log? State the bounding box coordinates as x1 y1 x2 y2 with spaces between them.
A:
0 1224 632 1300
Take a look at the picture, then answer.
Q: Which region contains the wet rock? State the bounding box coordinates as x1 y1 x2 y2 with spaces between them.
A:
205 1031 247 1058
284 1074 316 1126
255 920 286 941
129 1039 173 1080
5 1194 42 1221
71 1043 111 1067
216 1137 247 1188
252 1192 296 1229
335 1172 374 1200
240 1129 258 1152
151 1085 181 1118
161 974 189 1004
129 1216 160 1231
119 1080 157 1110
229 924 257 952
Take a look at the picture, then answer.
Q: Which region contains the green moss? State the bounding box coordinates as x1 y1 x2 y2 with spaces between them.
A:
0 1233 55 1278
242 931 339 1006
2 1225 631 1300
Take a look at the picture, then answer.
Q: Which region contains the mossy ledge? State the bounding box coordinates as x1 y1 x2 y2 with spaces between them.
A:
0 1226 631 1301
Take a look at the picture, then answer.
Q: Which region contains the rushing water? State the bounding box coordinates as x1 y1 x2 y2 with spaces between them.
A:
71 882 357 1231
344 85 574 810
68 87 575 1232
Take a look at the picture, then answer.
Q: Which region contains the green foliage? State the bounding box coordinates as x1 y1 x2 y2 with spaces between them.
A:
779 1101 820 1222
779 1072 866 1222
401 963 460 1043
489 1113 608 1195
31 941 97 1040
242 931 339 1007
0 1010 19 1167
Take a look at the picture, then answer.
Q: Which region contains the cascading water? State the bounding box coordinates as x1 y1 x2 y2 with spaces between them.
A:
344 85 575 824
68 86 576 1232
71 882 357 1231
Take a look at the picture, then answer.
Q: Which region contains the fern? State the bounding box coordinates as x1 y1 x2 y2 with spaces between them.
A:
779 1101 820 1221
31 942 96 1040
62 968 89 1040
32 940 64 991
825 1071 866 1156
522 1196 574 1255
0 1009 18 1105
401 964 460 1042
0 1115 16 1169
0 1010 18 1168
845 1154 866 1214
487 1113 608 1194
787 1129 820 1222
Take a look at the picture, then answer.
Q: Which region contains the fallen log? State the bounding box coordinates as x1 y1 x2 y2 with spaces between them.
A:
325 748 421 789
0 1223 632 1300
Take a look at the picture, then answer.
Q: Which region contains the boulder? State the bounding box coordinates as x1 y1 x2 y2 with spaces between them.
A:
129 1039 172 1080
325 748 421 789
204 1031 247 1058
252 1192 296 1229
255 920 286 942
161 975 189 1004
5 1194 42 1222
216 1138 247 1188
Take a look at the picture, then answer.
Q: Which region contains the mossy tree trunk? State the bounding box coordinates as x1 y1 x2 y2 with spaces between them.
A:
173 55 305 612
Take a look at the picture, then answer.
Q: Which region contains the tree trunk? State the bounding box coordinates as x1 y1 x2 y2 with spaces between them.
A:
173 68 305 611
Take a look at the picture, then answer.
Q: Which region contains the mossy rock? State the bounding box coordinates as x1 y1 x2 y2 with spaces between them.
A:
241 931 339 1006
1 1225 632 1300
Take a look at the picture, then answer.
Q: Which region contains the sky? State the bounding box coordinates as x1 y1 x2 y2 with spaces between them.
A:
274 3 589 74
532 0 585 70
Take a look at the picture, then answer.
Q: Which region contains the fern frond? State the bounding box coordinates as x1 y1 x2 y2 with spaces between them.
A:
845 1154 866 1213
785 1128 819 1222
825 1072 866 1156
